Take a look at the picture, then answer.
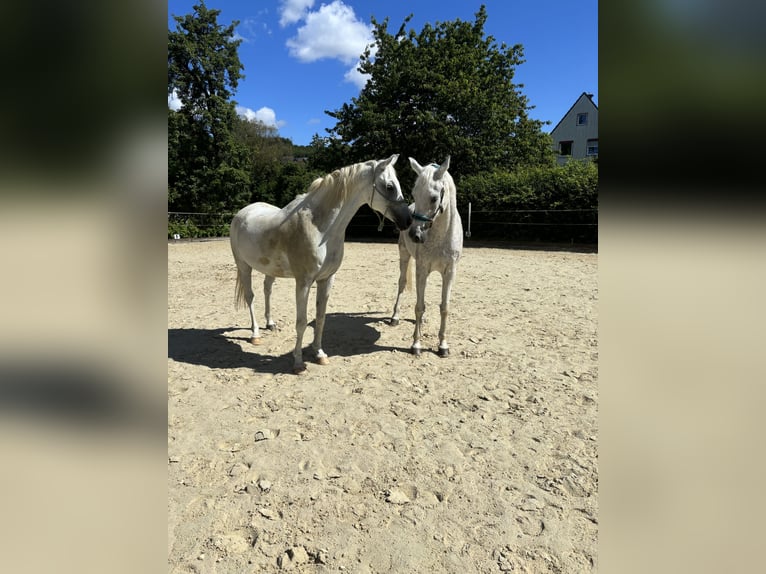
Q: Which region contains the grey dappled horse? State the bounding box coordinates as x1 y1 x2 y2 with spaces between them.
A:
231 155 412 373
390 156 463 356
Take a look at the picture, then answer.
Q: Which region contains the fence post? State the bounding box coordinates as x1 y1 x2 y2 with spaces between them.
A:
465 202 472 238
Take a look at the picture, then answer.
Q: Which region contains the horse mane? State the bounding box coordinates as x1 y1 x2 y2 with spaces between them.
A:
443 170 457 204
305 161 371 205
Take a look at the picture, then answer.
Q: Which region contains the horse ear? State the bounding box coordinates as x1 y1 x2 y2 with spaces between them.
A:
409 157 424 174
384 154 399 167
434 155 450 180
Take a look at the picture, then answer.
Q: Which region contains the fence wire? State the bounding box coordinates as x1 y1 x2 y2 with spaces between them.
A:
169 207 598 243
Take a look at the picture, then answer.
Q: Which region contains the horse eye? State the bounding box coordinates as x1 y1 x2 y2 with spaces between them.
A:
431 196 438 203
386 182 394 191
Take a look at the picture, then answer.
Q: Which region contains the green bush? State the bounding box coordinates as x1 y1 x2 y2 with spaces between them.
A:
168 216 232 239
461 160 597 210
459 160 598 243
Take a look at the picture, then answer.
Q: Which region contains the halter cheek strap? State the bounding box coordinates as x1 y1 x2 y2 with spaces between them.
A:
412 163 445 224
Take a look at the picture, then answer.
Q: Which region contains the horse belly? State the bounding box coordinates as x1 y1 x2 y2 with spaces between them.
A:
246 230 294 277
252 253 293 278
233 205 295 278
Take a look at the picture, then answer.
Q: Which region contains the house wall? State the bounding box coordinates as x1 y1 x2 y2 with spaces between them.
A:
550 94 598 165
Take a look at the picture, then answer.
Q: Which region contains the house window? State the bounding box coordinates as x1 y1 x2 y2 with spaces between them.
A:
586 138 599 156
559 141 573 156
577 113 588 126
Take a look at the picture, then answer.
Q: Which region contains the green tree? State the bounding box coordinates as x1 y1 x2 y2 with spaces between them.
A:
313 5 554 182
168 1 250 213
232 115 321 206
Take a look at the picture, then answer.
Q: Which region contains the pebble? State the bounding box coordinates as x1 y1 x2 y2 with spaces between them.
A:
277 552 289 569
288 546 309 564
385 489 411 505
277 546 310 569
316 549 329 564
254 429 276 441
258 479 272 492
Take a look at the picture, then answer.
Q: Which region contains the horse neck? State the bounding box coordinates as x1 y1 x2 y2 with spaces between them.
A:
311 163 372 237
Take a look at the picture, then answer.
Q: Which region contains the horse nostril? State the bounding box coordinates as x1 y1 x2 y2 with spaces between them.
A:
408 227 423 243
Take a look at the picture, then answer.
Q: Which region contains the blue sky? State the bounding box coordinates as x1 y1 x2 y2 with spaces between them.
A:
168 0 598 146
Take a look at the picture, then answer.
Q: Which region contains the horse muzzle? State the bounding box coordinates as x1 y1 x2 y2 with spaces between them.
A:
388 201 413 231
408 224 427 243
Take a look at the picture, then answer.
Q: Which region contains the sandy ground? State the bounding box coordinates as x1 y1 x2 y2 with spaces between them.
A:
168 238 598 573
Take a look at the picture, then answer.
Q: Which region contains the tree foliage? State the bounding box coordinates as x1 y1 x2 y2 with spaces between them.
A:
168 1 251 213
166 3 595 244
311 5 555 184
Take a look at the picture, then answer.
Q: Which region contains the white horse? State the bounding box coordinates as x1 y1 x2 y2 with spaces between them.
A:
390 156 463 356
231 155 412 374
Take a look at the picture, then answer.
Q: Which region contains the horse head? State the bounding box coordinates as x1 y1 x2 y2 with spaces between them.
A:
407 155 451 244
370 154 412 231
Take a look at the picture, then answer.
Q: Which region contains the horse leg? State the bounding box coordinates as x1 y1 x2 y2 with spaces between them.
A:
390 242 410 326
292 279 312 374
235 261 262 344
311 275 335 365
437 265 457 357
411 266 428 356
263 275 277 331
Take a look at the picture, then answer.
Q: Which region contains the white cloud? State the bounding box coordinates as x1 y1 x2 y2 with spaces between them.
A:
343 64 369 89
279 0 315 27
168 90 182 111
236 105 286 129
285 0 373 64
342 44 375 89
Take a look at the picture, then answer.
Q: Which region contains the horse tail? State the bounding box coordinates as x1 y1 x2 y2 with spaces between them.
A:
235 270 247 309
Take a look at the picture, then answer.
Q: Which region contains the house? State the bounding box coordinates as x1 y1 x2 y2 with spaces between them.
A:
550 92 598 165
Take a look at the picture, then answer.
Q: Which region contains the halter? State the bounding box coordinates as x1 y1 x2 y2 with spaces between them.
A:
412 163 445 228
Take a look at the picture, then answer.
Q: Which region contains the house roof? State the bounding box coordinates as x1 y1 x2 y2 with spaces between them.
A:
549 92 598 136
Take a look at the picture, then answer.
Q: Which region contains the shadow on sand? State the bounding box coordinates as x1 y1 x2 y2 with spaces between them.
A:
168 312 406 374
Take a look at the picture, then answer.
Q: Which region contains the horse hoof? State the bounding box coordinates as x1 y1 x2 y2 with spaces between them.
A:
250 337 262 345
292 365 307 375
390 318 399 326
411 347 421 356
316 356 329 366
438 347 450 357
266 323 277 331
